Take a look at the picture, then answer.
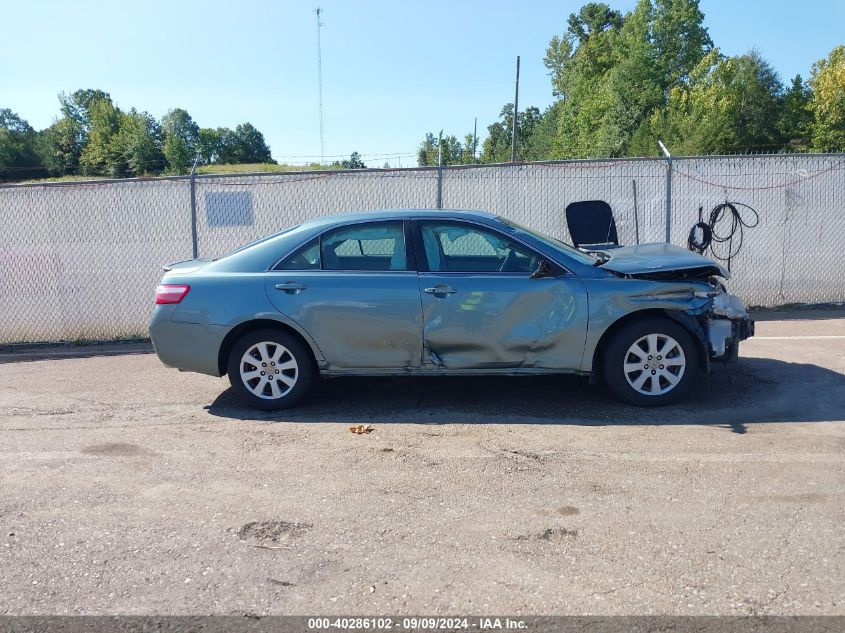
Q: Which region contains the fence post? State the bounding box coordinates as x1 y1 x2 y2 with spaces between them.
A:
658 140 672 243
189 154 200 259
436 133 443 209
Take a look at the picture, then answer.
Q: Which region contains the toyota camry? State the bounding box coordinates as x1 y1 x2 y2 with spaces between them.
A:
149 209 753 409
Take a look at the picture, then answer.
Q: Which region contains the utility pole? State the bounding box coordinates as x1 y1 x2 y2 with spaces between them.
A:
510 55 520 163
315 7 325 165
658 140 672 243
473 117 477 163
436 130 443 209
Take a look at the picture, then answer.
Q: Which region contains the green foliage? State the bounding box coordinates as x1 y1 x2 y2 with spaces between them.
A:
197 124 274 166
651 0 712 87
220 123 273 164
336 151 366 169
543 0 713 158
37 117 83 176
79 96 123 176
532 0 845 158
417 132 473 166
0 109 44 180
2 90 276 181
809 45 845 152
479 104 542 162
524 102 563 160
197 127 225 164
60 89 112 132
780 75 813 150
115 110 165 176
644 49 785 155
161 108 199 174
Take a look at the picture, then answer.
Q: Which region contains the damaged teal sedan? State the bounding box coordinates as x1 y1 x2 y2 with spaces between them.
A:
149 209 753 409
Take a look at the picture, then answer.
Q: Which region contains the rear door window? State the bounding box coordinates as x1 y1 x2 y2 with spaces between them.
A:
320 221 407 271
274 238 320 270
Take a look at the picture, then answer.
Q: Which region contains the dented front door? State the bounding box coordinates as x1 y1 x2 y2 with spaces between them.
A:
415 219 589 370
418 273 588 369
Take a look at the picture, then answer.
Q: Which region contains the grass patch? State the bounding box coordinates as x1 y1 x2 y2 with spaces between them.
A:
196 163 329 175
13 163 330 184
17 174 112 184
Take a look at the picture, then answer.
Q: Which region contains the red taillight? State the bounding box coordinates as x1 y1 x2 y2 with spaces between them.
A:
155 284 191 304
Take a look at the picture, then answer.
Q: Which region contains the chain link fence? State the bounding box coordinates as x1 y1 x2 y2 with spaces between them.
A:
1 154 843 344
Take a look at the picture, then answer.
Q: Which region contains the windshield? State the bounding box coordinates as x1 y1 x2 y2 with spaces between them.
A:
496 216 596 266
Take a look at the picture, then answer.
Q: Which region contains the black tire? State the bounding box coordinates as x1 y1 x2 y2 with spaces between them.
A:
226 329 314 410
603 316 700 406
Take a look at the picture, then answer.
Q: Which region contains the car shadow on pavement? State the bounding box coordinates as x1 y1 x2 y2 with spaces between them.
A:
205 356 845 434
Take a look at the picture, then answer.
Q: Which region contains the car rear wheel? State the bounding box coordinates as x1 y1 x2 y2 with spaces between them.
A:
603 316 699 406
227 329 313 410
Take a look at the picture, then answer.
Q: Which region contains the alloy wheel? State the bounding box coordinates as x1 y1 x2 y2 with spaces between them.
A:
239 341 299 400
623 333 686 396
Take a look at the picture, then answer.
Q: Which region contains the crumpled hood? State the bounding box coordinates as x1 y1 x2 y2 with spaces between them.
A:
598 243 730 279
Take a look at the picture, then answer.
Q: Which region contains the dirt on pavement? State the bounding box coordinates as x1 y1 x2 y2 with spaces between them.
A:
1 312 843 615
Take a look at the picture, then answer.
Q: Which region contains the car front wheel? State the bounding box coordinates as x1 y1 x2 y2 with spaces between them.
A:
227 329 313 410
603 317 699 406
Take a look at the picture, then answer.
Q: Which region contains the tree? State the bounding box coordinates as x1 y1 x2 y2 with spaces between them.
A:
0 109 44 180
542 2 627 157
416 132 468 166
59 89 112 131
2 91 277 180
646 49 784 154
341 151 366 169
57 89 112 162
37 117 83 175
79 98 123 176
161 108 199 174
417 133 437 166
780 75 813 150
524 102 563 160
566 3 623 44
480 104 543 162
197 127 224 164
651 0 712 88
205 123 274 165
463 133 478 163
809 45 845 152
543 0 714 158
232 123 273 163
115 110 164 176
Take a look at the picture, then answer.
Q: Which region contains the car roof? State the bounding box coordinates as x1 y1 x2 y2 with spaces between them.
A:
298 208 499 230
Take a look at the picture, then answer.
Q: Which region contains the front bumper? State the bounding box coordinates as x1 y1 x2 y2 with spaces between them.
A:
705 293 754 362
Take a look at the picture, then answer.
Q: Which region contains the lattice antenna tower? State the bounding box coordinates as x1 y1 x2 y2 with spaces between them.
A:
315 7 325 164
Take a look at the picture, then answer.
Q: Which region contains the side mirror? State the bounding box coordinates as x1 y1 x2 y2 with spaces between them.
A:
529 259 555 279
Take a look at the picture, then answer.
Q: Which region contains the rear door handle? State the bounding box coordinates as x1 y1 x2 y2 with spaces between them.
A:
424 284 457 296
275 281 307 293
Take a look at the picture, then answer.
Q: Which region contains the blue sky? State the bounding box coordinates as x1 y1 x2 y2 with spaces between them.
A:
2 0 843 166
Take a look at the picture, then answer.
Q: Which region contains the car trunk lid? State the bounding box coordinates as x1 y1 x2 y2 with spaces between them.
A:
162 258 213 273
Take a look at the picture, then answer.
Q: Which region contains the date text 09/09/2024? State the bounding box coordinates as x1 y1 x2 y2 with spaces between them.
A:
307 617 528 630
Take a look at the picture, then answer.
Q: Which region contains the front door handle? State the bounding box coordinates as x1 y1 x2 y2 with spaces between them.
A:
424 284 457 296
275 281 307 293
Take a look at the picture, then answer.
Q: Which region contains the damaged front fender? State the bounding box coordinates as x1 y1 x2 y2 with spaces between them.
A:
581 277 753 374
